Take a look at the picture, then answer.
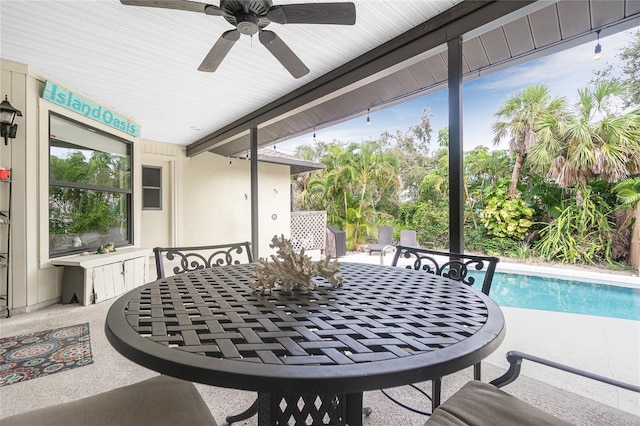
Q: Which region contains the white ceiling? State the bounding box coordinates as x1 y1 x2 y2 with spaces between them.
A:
0 0 462 145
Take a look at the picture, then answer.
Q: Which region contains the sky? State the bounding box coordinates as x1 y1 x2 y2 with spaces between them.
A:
276 26 638 155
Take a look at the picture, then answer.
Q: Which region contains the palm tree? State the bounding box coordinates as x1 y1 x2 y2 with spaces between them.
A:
529 81 640 205
492 85 567 199
613 177 640 207
310 141 400 248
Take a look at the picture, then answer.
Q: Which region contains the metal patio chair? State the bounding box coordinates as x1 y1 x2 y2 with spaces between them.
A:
153 241 253 280
1 376 218 426
425 350 640 425
384 245 500 416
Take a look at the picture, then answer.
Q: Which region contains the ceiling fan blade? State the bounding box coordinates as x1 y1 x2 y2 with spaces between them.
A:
198 30 241 72
267 2 355 25
119 0 223 16
259 30 309 79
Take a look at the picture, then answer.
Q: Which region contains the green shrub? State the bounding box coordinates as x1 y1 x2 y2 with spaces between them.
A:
534 188 614 264
481 191 534 240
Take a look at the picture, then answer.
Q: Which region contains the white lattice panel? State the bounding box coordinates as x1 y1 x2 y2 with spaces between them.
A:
291 211 326 251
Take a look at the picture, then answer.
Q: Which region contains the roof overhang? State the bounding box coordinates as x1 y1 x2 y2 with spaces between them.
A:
245 148 325 174
188 0 640 158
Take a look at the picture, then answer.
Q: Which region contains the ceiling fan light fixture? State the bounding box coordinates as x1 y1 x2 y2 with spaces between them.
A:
236 14 259 35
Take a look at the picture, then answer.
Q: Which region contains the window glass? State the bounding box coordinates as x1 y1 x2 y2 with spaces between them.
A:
49 113 132 257
142 166 162 210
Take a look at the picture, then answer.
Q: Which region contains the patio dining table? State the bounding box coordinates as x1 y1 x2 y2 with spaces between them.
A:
105 262 505 426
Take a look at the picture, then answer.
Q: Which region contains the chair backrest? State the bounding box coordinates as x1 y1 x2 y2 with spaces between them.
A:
399 230 419 247
153 242 253 279
391 245 499 295
377 225 394 245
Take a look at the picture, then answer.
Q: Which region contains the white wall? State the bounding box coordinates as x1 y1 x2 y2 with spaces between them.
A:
1 59 292 313
180 152 291 259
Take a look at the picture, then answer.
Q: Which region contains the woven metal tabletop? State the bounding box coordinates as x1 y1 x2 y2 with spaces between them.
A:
106 262 504 394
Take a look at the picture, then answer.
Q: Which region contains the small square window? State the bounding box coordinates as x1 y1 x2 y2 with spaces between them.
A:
142 166 162 210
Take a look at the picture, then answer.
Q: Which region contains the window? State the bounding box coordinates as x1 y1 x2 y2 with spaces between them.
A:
142 166 162 210
49 113 132 257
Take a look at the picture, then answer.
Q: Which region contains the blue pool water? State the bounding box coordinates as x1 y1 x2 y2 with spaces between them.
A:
470 271 640 321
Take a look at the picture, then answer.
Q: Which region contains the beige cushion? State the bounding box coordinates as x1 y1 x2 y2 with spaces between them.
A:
425 380 572 426
2 375 218 426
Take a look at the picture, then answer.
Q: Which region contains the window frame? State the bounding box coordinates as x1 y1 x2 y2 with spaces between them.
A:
141 165 162 210
48 111 134 258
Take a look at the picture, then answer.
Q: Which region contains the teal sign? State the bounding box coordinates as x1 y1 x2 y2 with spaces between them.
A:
42 80 141 137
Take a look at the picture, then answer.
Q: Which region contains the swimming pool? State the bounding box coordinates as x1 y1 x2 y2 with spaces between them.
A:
473 271 640 321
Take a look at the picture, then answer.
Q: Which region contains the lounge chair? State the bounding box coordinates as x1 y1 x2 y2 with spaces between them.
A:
425 350 640 425
399 229 419 247
367 225 394 255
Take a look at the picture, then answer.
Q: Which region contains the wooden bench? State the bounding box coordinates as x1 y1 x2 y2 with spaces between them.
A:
51 247 150 305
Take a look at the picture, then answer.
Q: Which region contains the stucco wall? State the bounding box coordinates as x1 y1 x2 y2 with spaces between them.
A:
180 153 290 258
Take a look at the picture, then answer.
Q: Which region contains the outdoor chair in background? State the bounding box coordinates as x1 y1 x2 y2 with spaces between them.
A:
383 245 499 416
425 350 640 425
367 225 394 255
399 229 419 247
153 241 253 280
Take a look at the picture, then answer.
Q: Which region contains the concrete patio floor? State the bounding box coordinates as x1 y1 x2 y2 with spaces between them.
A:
1 255 639 425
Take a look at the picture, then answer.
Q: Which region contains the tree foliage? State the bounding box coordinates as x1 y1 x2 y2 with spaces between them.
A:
288 30 639 267
534 187 614 264
492 85 567 199
379 108 435 200
529 80 640 205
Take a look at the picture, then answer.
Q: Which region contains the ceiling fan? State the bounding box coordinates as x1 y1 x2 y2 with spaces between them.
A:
120 0 356 78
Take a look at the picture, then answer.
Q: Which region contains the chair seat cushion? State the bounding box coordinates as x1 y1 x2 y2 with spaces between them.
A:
2 375 218 426
425 380 571 426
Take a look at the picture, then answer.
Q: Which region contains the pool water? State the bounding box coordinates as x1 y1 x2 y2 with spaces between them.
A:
469 271 640 321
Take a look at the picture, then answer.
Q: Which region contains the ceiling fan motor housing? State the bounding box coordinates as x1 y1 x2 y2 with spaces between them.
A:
221 0 272 32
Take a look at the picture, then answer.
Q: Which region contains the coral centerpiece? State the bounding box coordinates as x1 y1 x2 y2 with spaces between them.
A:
252 235 343 293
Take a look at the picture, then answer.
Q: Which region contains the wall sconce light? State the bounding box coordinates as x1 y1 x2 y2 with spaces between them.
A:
273 188 278 194
366 108 371 126
1 95 22 145
594 30 602 60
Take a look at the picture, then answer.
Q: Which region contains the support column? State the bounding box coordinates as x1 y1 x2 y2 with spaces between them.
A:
250 128 259 260
448 37 464 254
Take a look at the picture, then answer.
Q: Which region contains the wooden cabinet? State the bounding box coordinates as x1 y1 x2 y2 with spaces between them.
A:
51 248 151 305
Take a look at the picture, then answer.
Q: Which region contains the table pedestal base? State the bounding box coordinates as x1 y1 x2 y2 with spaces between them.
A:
258 392 363 426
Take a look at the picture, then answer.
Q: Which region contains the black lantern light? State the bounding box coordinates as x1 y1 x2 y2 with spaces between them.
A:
1 95 22 145
593 30 602 60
